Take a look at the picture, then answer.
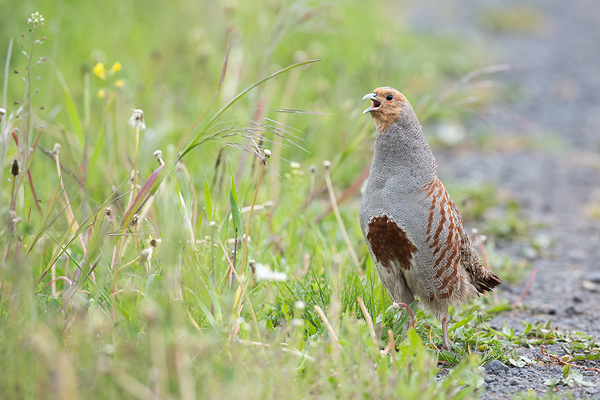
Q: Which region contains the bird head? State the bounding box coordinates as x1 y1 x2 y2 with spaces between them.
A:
362 87 409 132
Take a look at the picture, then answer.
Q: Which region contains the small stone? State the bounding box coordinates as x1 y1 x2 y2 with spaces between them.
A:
485 376 496 383
510 379 519 386
485 360 510 373
581 280 599 292
572 296 582 303
586 272 600 283
565 306 579 315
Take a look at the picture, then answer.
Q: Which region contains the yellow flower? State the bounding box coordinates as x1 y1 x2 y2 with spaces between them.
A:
109 62 122 76
114 79 125 88
97 89 106 99
93 62 107 80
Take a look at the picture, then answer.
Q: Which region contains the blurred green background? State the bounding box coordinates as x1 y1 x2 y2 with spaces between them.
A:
2 0 492 199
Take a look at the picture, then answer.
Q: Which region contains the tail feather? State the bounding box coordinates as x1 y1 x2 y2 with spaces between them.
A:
475 270 502 294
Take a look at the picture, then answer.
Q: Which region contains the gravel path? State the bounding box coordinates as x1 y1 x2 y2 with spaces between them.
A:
407 1 600 398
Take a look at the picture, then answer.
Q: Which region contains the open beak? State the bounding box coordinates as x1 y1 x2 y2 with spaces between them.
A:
362 93 381 114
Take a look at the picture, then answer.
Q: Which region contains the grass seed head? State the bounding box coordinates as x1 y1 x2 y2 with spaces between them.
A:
10 160 20 176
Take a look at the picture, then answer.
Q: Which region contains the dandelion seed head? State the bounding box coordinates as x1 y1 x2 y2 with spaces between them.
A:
254 263 287 282
263 149 271 157
323 160 331 169
104 207 115 223
129 109 146 130
309 164 316 174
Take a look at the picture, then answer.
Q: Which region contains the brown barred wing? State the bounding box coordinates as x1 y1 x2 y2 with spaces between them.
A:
421 178 463 300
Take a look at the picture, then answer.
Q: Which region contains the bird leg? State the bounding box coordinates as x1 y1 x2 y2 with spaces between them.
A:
441 314 451 351
391 301 416 340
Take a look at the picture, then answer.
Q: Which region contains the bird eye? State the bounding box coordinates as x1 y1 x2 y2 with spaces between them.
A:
386 94 393 101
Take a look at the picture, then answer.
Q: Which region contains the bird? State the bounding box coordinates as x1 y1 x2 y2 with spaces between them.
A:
359 86 502 350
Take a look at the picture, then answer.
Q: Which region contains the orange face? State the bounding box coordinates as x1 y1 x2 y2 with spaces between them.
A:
363 87 408 132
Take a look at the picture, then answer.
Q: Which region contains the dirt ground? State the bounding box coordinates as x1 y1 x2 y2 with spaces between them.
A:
406 0 600 397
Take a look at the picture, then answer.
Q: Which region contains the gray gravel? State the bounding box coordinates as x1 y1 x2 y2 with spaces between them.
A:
407 0 600 398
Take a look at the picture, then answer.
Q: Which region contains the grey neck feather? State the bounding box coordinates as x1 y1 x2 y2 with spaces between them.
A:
370 104 437 191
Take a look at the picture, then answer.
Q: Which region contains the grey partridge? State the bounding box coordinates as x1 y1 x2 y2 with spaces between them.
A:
359 87 502 350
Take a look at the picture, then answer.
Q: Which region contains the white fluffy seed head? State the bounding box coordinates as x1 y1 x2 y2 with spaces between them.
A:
323 160 331 169
129 109 146 130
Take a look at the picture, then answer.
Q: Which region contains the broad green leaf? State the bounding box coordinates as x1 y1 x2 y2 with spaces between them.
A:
544 378 559 387
450 313 476 332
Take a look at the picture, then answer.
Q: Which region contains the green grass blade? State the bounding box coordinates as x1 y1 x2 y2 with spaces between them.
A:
229 189 242 236
178 58 322 160
26 180 64 255
204 180 212 221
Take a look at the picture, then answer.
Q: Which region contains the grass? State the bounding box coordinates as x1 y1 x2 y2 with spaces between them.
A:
0 1 596 399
